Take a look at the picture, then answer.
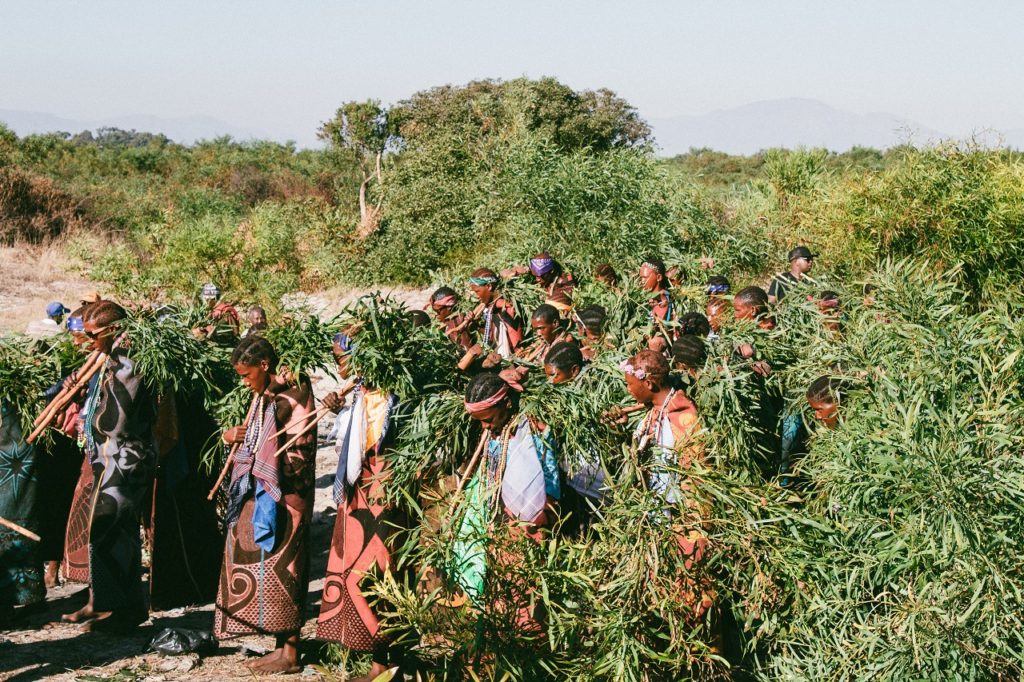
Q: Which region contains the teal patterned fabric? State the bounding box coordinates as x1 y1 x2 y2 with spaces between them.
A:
0 402 44 609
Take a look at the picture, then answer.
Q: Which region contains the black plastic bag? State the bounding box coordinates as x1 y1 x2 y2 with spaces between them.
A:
148 627 217 656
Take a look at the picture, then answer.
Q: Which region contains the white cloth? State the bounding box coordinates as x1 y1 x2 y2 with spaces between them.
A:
635 413 678 503
501 418 547 522
24 318 60 339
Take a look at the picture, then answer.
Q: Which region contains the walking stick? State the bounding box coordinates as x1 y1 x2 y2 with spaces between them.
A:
207 394 260 501
454 429 490 499
26 352 108 444
0 516 41 542
33 351 103 428
450 303 486 335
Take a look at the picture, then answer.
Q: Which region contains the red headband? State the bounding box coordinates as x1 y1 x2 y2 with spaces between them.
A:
433 295 457 307
464 385 509 413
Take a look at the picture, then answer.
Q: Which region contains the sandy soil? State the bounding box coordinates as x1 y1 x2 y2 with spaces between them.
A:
0 245 96 334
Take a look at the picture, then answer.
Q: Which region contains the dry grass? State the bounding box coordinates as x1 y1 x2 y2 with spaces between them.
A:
0 242 99 333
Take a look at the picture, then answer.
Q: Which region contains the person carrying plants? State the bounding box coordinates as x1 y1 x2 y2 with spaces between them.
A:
452 371 560 630
428 286 473 350
519 304 574 364
767 245 815 303
215 335 316 675
705 275 731 340
574 304 612 360
466 268 523 367
638 255 676 352
316 331 406 682
59 301 157 633
621 350 714 622
502 251 576 298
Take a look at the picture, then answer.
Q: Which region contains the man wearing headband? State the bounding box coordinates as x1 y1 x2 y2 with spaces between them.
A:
767 245 815 303
503 251 576 298
429 286 472 349
639 256 675 352
467 268 523 363
705 275 730 337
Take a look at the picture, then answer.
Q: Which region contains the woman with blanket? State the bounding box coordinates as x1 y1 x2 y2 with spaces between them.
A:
316 332 402 682
215 335 316 675
453 372 560 628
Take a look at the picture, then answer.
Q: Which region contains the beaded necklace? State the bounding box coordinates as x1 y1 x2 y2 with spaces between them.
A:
243 393 265 453
482 303 495 350
78 362 109 453
484 419 516 520
635 389 676 454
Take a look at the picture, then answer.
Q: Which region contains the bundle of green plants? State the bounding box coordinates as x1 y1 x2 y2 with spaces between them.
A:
0 336 60 434
342 294 460 400
745 259 1024 679
117 305 235 405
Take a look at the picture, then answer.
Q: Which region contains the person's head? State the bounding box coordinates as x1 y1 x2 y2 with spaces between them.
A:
430 286 460 322
806 375 845 429
671 334 707 374
46 301 70 324
705 276 731 331
464 372 517 432
733 286 769 321
543 341 583 384
531 304 562 344
231 335 279 394
545 292 573 317
818 291 841 329
201 282 221 307
248 305 267 328
409 310 430 328
332 332 355 380
622 349 671 405
677 311 711 339
787 246 815 277
82 301 126 354
80 291 101 307
529 251 561 285
862 283 877 307
594 263 619 287
468 269 499 305
575 304 606 341
66 305 89 347
638 256 667 293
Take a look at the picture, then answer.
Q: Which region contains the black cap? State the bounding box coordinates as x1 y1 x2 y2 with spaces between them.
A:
788 246 815 262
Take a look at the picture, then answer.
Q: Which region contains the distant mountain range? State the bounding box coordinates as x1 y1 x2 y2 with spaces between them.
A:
3 99 1022 155
650 98 1024 156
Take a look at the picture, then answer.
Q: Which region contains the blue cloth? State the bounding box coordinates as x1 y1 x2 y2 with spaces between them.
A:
533 429 561 500
252 480 278 552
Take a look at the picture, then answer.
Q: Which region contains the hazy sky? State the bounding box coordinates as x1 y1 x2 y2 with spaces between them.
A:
2 0 1022 145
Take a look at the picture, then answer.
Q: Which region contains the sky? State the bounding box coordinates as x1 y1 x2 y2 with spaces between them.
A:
2 0 1022 146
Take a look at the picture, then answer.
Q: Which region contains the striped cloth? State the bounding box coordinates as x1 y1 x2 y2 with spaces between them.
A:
225 397 281 525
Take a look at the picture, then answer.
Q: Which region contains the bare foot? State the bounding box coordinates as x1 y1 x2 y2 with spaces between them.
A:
247 648 301 675
44 561 60 589
61 603 96 623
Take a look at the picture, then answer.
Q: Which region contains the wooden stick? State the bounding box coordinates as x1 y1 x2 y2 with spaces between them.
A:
450 303 486 334
26 353 108 444
0 516 41 542
265 409 330 461
453 429 490 499
207 394 260 501
33 351 103 428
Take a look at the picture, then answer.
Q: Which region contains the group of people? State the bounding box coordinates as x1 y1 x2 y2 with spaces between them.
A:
0 245 846 679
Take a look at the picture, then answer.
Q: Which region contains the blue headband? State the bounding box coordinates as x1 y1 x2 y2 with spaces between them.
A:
707 284 730 295
66 316 85 332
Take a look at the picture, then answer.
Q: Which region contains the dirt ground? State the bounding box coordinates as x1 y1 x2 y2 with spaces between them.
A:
1 409 350 682
0 245 436 680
